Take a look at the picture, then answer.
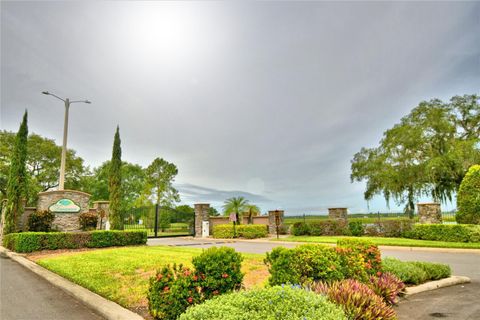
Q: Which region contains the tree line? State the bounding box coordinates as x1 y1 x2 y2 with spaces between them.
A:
351 94 480 216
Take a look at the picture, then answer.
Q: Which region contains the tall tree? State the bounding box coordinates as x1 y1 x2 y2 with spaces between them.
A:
0 131 86 205
144 158 180 207
351 94 480 215
3 111 28 234
223 197 249 224
108 126 123 229
88 160 145 211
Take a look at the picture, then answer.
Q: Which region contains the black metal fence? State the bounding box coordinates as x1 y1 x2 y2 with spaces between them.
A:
123 205 195 237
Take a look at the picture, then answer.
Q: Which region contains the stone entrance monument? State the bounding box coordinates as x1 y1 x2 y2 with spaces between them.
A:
37 190 91 232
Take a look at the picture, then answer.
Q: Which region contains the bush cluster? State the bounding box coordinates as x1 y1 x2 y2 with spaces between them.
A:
456 164 480 224
314 279 396 320
212 224 268 239
382 257 451 285
291 220 348 236
148 247 244 320
264 239 382 286
179 285 346 320
404 224 480 242
27 210 55 232
2 230 147 253
79 212 98 231
368 272 405 305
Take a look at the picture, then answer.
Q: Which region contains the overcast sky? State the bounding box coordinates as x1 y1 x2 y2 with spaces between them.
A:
1 1 479 214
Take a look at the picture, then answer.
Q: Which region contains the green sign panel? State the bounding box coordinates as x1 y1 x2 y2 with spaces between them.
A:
49 198 81 213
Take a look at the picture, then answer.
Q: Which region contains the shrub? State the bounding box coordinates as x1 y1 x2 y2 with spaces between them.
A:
179 286 346 320
265 244 344 285
212 224 268 239
337 238 382 276
348 221 364 236
147 264 202 320
79 212 98 231
291 220 348 236
314 280 396 320
192 247 243 299
368 273 405 305
404 224 480 242
2 230 147 253
456 164 480 224
382 258 450 285
27 210 55 232
148 247 245 320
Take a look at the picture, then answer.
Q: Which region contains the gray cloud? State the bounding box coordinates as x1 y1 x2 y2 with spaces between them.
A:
1 2 479 215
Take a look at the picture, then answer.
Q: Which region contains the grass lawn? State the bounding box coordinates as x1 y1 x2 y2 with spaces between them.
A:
32 246 268 311
278 235 480 249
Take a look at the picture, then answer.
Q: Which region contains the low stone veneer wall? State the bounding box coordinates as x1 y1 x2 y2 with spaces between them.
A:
37 190 91 232
417 203 442 224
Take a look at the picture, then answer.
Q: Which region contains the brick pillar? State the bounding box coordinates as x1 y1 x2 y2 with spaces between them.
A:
328 208 348 221
268 210 284 234
93 201 110 230
417 203 442 224
194 203 210 237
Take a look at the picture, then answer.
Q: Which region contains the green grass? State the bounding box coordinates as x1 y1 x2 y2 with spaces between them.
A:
278 236 480 249
34 246 267 309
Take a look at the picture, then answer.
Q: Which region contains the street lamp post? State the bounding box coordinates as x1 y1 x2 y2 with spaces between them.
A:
42 91 91 190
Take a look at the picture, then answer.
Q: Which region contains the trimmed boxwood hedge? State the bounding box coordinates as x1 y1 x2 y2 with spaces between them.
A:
2 230 147 253
404 224 480 242
212 224 268 239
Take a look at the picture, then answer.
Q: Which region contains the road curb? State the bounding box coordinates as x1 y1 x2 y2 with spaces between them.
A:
0 246 144 320
404 276 471 296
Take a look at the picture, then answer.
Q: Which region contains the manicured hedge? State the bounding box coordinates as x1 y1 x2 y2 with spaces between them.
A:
382 257 451 285
291 220 348 236
404 224 480 242
456 165 480 224
212 224 268 239
2 230 147 253
179 286 346 320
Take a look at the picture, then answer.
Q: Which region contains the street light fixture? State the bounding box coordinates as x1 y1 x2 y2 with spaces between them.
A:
42 91 91 190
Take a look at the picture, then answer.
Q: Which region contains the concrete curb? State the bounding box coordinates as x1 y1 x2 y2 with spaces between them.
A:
0 246 144 320
404 276 471 296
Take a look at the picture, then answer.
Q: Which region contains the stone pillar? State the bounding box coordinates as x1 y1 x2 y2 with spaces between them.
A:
417 203 442 224
37 190 91 232
93 201 110 230
328 208 348 221
194 203 210 237
268 210 284 234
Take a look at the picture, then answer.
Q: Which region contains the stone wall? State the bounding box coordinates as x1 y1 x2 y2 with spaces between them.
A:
268 210 285 235
417 203 442 224
37 190 91 232
19 207 36 231
194 203 210 237
328 208 348 221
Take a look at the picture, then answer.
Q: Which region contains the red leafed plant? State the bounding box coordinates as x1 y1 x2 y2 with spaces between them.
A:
313 279 397 320
368 272 405 305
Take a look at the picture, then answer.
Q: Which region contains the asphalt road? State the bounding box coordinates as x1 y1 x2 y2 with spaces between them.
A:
0 253 103 320
149 237 480 319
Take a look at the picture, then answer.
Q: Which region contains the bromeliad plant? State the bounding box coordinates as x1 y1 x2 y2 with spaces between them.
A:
314 279 397 320
368 272 405 305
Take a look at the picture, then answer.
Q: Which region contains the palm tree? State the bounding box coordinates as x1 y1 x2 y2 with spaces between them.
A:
245 204 261 224
223 197 249 225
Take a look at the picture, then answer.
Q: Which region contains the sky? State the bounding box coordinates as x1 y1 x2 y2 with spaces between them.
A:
1 1 479 215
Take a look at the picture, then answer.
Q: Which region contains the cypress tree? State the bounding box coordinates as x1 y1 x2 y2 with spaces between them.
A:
3 111 28 234
108 125 123 229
